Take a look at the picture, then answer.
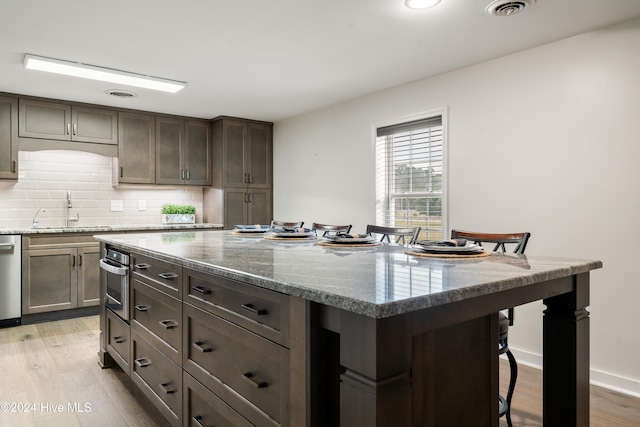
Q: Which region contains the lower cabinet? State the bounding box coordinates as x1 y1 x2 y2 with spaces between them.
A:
132 330 182 427
101 250 294 427
22 234 100 314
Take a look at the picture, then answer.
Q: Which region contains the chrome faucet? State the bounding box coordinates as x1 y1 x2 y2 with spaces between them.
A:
32 208 46 228
65 191 79 227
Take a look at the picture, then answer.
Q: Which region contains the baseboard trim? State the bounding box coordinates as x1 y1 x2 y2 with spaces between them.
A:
508 348 640 399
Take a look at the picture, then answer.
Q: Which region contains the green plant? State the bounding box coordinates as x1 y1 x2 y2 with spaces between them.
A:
161 203 196 215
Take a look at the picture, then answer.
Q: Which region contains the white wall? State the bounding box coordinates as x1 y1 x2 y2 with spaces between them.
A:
273 18 640 396
0 150 204 228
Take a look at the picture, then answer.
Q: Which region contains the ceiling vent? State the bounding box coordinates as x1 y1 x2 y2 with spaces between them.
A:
105 89 137 98
486 0 535 16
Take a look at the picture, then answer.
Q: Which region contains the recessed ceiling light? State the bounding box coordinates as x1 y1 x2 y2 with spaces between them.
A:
405 0 441 9
105 89 138 98
24 54 186 93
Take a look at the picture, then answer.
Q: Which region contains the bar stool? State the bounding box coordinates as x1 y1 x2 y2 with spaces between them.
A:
312 223 352 237
366 224 421 245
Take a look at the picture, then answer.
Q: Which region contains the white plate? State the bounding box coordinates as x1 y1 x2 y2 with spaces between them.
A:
324 236 375 244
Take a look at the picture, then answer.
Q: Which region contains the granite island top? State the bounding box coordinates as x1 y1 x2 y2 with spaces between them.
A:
0 223 223 235
95 230 602 318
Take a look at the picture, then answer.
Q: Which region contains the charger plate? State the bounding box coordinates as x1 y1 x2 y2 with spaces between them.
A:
317 240 382 248
264 235 317 241
405 249 490 259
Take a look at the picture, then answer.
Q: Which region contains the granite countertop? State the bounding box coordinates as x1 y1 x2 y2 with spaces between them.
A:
95 230 602 319
0 223 223 235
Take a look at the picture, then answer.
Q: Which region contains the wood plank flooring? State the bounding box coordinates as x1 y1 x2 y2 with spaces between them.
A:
0 315 638 426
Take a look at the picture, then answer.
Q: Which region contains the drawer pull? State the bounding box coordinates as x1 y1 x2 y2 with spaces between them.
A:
242 372 268 389
134 304 149 312
134 263 150 270
192 285 212 295
113 336 126 344
159 319 178 329
192 341 213 353
241 303 268 316
159 382 176 394
158 272 178 280
193 415 210 427
134 357 151 368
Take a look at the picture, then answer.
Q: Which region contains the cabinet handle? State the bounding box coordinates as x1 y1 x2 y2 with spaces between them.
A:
67 123 71 135
79 255 82 266
181 169 185 180
159 382 176 394
192 285 212 295
158 272 178 280
241 303 268 316
113 336 125 344
12 160 16 173
71 255 76 267
242 372 268 388
134 263 150 270
243 173 248 184
120 167 124 178
192 341 213 353
73 123 77 135
159 319 178 329
186 170 190 180
192 415 210 427
134 304 149 312
134 357 151 368
248 192 252 203
247 173 252 184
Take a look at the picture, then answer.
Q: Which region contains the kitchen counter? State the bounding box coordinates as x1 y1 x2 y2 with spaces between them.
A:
95 229 601 318
96 230 601 426
0 223 222 235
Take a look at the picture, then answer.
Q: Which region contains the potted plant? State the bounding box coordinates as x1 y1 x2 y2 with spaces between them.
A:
161 203 196 225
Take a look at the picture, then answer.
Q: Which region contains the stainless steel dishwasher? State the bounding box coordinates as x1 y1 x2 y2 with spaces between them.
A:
0 235 21 327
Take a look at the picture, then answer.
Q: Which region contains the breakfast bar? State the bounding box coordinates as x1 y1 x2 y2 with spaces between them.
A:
95 230 602 427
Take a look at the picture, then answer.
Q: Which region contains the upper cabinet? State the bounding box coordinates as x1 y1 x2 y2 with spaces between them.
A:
213 117 272 189
155 117 211 186
19 99 118 145
117 111 156 184
0 96 18 180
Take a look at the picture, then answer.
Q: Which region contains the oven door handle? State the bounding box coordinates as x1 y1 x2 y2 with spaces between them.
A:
99 259 129 276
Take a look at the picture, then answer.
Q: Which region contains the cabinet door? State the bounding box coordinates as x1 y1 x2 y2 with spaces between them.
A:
118 112 156 184
78 245 101 307
184 120 211 185
156 116 185 185
246 122 272 188
22 248 77 314
248 188 272 226
19 99 71 141
224 188 248 229
222 120 247 187
0 96 18 180
71 106 117 144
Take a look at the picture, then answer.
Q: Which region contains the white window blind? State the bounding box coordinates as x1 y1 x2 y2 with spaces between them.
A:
375 116 444 241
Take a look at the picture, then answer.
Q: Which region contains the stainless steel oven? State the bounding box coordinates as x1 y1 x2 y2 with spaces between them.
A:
100 247 130 321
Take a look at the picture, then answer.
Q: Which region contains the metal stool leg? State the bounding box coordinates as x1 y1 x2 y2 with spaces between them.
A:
505 348 518 427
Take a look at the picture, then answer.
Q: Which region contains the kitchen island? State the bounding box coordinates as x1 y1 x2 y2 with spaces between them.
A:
95 230 602 427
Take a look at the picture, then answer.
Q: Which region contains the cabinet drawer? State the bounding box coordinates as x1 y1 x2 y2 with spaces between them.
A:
131 253 182 298
131 279 181 364
184 304 288 426
106 308 131 375
184 373 254 427
132 331 182 426
184 269 289 347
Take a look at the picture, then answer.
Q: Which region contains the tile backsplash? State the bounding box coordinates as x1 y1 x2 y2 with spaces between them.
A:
0 150 204 228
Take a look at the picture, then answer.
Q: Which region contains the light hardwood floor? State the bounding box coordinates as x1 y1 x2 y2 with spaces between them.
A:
1 315 638 426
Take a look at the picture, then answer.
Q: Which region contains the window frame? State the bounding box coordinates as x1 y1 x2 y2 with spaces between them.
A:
372 107 448 240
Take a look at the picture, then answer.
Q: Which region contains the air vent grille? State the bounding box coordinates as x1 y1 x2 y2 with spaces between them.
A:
105 89 137 98
486 0 535 16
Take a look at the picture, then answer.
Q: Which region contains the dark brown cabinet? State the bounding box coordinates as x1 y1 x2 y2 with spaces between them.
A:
0 96 18 180
18 99 118 145
22 234 100 315
208 117 273 228
117 111 156 184
156 117 211 186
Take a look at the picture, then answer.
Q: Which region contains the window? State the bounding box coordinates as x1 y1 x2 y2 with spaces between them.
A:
375 113 446 241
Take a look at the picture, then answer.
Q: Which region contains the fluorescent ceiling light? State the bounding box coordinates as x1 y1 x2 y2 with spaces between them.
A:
405 0 441 9
23 54 186 93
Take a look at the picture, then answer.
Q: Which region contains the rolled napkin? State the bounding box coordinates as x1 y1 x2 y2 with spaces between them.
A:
416 238 468 247
328 232 370 239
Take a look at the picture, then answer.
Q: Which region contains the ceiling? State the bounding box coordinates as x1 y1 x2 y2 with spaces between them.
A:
2 0 640 122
